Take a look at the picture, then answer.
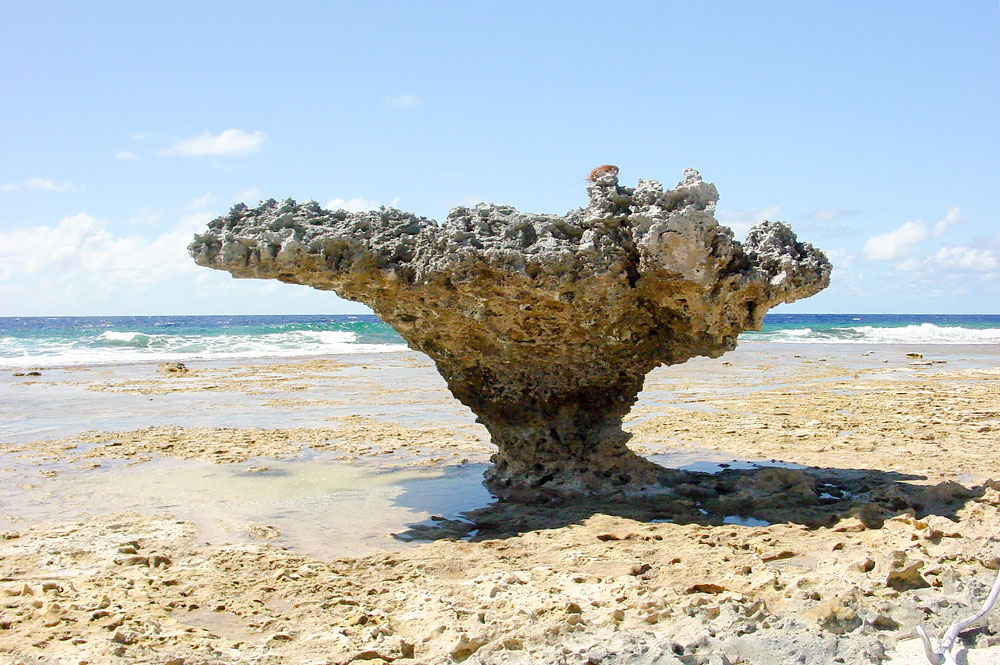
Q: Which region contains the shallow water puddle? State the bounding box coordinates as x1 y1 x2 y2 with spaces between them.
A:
722 515 772 527
0 452 493 559
648 449 808 474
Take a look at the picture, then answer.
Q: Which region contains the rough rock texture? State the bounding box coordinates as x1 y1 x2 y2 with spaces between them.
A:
189 169 830 497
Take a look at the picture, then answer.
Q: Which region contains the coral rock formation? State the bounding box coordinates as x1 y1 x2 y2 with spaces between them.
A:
189 169 831 498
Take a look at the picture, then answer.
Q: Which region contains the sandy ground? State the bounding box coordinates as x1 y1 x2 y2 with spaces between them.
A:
2 344 1000 664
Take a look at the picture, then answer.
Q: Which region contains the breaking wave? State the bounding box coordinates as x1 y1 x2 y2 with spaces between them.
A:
742 323 1000 345
95 331 160 347
0 316 407 369
3 314 997 370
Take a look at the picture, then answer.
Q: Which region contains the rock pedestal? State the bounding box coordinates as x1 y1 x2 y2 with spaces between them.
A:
189 169 831 498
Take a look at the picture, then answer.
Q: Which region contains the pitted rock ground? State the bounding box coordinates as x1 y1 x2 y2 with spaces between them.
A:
3 348 1000 664
2 489 1000 665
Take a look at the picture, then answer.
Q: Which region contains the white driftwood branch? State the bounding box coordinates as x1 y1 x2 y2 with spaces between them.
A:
917 567 1000 665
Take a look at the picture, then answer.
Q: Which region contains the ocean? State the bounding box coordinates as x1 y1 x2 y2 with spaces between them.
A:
1 313 998 370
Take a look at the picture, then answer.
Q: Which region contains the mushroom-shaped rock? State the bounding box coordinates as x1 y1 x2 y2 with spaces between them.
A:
189 169 831 499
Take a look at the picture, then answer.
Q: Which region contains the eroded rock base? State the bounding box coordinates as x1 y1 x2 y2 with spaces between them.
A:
485 449 677 501
475 406 676 498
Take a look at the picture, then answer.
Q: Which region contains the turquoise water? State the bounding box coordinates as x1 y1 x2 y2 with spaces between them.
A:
741 313 1000 345
0 314 406 369
1 313 998 369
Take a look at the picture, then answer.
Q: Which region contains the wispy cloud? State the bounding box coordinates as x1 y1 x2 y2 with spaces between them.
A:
933 206 962 237
383 94 422 109
862 207 965 263
932 244 999 272
166 129 267 157
115 150 138 160
1 177 81 193
897 232 1000 275
859 209 999 301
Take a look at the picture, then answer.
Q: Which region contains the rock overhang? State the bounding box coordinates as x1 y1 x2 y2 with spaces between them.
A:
190 168 831 499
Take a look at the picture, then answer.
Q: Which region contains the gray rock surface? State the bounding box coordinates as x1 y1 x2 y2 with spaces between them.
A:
189 169 830 498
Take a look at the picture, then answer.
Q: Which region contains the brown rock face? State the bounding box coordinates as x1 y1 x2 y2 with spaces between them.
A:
189 169 831 498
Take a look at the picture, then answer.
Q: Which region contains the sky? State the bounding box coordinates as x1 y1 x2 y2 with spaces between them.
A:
1 1 998 316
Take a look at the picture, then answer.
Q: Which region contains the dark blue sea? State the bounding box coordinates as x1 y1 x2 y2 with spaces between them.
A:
1 313 998 369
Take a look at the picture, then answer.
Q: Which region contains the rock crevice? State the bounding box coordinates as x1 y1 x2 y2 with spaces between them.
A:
190 169 831 498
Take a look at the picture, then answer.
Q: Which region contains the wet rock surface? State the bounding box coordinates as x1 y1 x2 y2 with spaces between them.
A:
189 169 830 497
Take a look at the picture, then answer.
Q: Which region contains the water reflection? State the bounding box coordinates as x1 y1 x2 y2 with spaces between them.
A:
0 451 494 560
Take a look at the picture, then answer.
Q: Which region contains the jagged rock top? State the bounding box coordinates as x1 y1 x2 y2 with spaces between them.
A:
190 168 830 310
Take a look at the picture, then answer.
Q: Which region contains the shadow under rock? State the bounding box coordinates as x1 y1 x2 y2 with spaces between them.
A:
392 462 984 543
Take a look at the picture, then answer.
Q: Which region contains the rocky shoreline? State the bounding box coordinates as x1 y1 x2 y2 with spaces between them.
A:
3 345 1000 663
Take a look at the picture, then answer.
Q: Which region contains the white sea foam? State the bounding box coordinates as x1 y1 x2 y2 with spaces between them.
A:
774 327 813 338
747 323 1000 345
96 330 157 347
284 330 357 344
4 320 996 370
0 329 407 370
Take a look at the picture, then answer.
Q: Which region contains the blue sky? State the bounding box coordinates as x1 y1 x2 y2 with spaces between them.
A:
1 1 997 315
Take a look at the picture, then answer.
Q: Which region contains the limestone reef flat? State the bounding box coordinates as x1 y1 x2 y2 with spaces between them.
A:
3 344 1000 664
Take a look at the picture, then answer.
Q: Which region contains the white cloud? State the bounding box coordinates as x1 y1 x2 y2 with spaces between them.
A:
384 94 422 108
862 207 964 263
0 212 207 291
932 245 999 272
0 208 379 315
716 205 781 239
325 196 399 213
876 228 999 280
862 220 929 261
115 150 138 160
933 206 962 237
1 177 81 192
167 129 267 156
